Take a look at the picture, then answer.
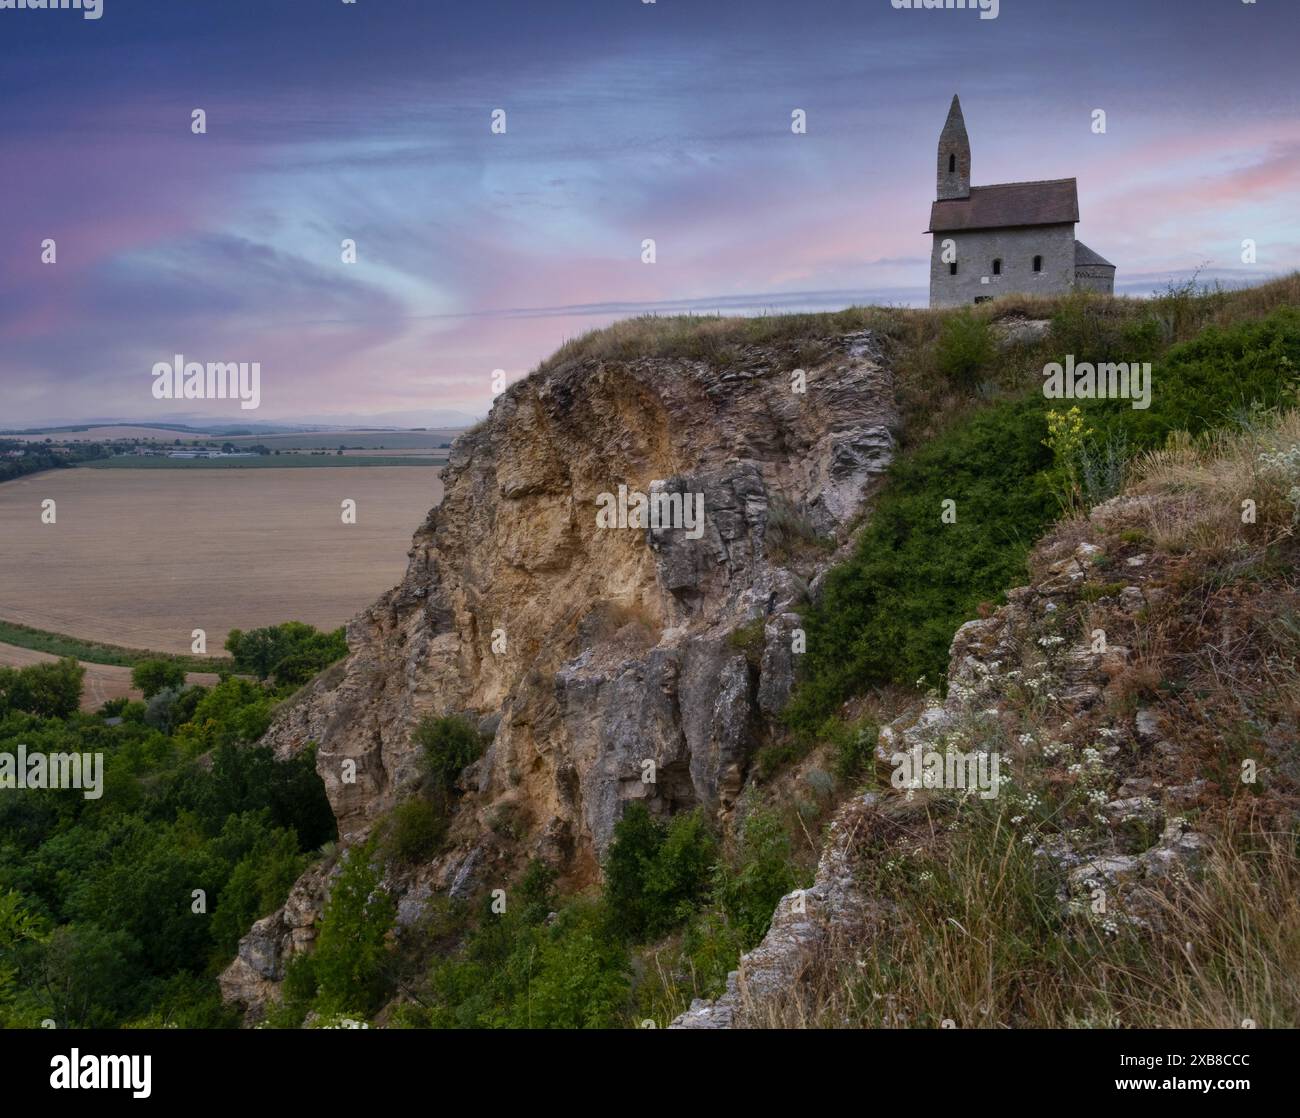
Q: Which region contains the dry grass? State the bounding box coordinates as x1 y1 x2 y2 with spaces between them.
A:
538 274 1300 376
748 406 1300 1029
534 273 1300 452
757 804 1300 1028
1127 410 1300 557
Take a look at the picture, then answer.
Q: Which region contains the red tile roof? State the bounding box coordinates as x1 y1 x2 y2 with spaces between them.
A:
927 178 1079 233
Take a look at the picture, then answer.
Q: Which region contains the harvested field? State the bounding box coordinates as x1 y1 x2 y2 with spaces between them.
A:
0 640 222 712
0 466 443 655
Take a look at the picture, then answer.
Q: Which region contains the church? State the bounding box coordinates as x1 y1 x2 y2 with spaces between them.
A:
927 95 1115 308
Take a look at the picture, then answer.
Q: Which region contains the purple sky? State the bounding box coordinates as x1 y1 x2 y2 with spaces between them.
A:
2 0 1297 428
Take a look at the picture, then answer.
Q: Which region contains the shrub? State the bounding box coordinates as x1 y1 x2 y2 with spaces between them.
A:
130 659 185 700
0 659 84 719
604 803 717 941
143 687 183 733
789 396 1056 723
832 720 878 784
210 827 307 958
377 798 445 866
935 311 995 390
726 619 765 668
713 804 802 949
766 494 833 562
789 308 1300 726
311 849 396 1015
414 715 485 800
224 622 348 685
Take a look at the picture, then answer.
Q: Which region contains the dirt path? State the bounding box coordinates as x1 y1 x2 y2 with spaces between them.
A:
0 640 223 712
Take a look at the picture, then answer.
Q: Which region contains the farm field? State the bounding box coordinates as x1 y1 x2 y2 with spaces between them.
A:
3 425 465 450
0 465 443 655
3 425 197 443
222 429 463 451
84 454 444 469
0 640 222 712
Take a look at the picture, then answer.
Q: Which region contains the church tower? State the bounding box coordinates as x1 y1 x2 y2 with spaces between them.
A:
936 94 971 201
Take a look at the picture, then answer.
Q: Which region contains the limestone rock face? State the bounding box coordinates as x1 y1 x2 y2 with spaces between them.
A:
263 336 896 860
222 333 898 1019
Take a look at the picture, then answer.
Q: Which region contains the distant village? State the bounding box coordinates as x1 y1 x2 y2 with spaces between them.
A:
123 445 258 460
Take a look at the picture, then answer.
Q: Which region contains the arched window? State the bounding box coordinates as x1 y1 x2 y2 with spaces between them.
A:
949 261 958 276
1033 255 1043 273
948 153 956 173
992 259 1002 276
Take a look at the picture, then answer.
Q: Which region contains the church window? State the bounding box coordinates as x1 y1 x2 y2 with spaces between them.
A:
948 153 956 173
1033 255 1043 273
992 258 1002 275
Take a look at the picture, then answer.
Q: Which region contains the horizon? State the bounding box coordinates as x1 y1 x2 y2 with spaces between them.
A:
3 0 1298 426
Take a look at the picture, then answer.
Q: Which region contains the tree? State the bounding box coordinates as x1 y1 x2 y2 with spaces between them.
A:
224 622 347 684
131 659 185 699
312 851 396 1014
40 924 140 1028
0 659 84 719
603 803 716 940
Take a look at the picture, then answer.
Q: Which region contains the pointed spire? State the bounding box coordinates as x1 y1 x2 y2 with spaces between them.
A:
941 95 968 143
937 94 971 201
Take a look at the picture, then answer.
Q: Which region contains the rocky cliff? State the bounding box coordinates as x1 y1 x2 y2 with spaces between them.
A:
672 466 1297 1027
220 330 899 1016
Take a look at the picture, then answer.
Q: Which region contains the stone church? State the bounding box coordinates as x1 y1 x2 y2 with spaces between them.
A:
927 95 1115 308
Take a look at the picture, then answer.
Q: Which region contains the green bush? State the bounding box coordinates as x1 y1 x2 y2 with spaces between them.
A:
832 720 879 784
378 798 445 866
713 805 802 948
130 659 185 699
936 311 995 390
604 803 717 941
210 826 307 959
416 893 630 1029
414 715 485 800
311 849 396 1015
0 659 84 719
224 622 348 686
789 308 1300 727
789 396 1055 722
0 667 332 1029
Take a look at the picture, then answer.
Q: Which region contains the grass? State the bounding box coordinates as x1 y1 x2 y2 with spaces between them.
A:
0 618 233 671
756 801 1300 1029
785 304 1300 730
535 273 1300 435
738 404 1300 1028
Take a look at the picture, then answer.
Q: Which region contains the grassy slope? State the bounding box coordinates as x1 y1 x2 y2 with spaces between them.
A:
0 619 233 671
760 410 1300 1027
520 273 1300 1027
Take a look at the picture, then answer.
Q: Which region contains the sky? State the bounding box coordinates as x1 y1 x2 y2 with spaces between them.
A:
1 0 1297 428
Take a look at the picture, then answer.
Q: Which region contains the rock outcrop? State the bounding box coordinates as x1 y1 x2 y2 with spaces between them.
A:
672 493 1224 1027
222 331 899 1019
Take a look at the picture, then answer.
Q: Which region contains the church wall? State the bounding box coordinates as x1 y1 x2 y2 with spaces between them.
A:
1075 265 1116 295
930 223 1076 308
